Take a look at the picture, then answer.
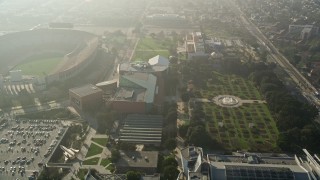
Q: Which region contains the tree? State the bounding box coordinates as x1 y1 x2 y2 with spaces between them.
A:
178 124 189 137
165 110 178 125
180 92 190 102
126 171 141 180
162 156 178 167
96 112 115 134
164 138 177 150
163 165 179 180
111 149 120 163
187 125 212 147
169 56 178 64
118 142 136 151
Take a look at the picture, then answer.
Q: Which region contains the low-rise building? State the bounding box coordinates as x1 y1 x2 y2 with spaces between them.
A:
115 151 159 175
207 151 313 180
185 32 208 60
180 146 204 177
118 55 169 78
115 55 168 112
69 84 103 111
110 72 160 113
119 114 163 146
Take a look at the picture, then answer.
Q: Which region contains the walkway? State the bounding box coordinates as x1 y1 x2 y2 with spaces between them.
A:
63 127 96 180
190 95 266 108
63 133 112 180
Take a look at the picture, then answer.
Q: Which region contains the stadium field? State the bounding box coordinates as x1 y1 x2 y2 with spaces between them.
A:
14 56 64 76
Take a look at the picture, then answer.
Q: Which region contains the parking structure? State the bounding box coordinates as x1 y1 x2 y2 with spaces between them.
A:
0 115 67 179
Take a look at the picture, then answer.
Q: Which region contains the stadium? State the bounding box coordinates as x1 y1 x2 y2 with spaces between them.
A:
0 29 99 85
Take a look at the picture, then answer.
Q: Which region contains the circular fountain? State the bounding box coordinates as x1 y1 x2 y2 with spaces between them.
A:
220 96 239 106
214 95 242 107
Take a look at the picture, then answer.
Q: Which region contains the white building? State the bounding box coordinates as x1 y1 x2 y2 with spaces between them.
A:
10 70 22 82
180 146 203 177
185 32 208 60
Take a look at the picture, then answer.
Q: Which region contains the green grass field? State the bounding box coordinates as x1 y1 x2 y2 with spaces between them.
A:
200 71 262 100
92 138 107 147
76 169 88 179
198 71 278 151
100 158 112 167
132 37 172 61
204 103 278 151
106 164 115 172
83 157 100 165
85 143 103 158
14 57 63 76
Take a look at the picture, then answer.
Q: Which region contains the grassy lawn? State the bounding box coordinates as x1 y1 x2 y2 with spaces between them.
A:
14 57 63 76
85 143 103 158
92 138 107 147
100 158 112 167
106 164 115 173
197 71 279 151
201 71 262 100
204 103 278 151
76 169 88 180
83 157 100 165
132 36 172 61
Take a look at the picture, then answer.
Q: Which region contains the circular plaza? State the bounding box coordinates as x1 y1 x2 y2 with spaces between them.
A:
213 95 243 108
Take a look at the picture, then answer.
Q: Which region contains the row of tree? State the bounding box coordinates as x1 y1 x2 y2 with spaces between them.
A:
162 102 178 150
248 63 320 153
158 155 180 180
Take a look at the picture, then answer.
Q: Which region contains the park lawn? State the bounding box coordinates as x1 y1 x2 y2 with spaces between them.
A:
204 102 278 151
132 36 171 61
137 37 171 50
100 158 112 167
194 70 278 151
85 143 103 158
92 138 107 147
76 169 88 179
133 50 170 61
14 57 63 76
83 157 100 165
106 164 116 173
201 72 262 100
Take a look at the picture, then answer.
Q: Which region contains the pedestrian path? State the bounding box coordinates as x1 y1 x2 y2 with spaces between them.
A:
79 134 111 174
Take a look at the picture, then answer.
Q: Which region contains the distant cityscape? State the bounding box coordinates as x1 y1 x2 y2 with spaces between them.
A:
0 0 319 180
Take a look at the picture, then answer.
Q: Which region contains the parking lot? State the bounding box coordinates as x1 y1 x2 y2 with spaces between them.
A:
0 114 67 179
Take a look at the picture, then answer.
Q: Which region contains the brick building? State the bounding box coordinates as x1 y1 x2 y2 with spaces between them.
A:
69 84 103 111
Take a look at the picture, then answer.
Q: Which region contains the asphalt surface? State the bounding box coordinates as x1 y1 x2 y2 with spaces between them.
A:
0 114 66 179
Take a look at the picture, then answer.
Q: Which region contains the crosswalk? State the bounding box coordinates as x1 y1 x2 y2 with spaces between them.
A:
2 83 36 95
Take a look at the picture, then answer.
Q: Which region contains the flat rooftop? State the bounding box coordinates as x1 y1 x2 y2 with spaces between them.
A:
208 154 310 180
181 146 203 161
69 84 102 97
116 151 158 168
113 88 146 102
115 72 157 103
119 114 163 145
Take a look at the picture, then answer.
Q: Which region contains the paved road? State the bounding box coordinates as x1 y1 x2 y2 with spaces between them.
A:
226 0 320 106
